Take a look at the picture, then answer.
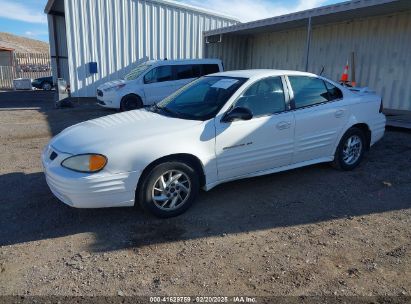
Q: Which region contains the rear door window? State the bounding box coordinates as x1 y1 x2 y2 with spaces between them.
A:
174 64 203 80
192 65 202 77
288 76 331 109
175 65 194 80
144 66 173 84
202 64 220 76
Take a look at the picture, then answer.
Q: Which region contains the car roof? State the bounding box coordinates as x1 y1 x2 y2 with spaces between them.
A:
148 58 222 66
210 69 317 79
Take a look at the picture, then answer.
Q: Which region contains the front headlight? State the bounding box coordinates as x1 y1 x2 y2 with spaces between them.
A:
61 154 107 173
104 84 126 92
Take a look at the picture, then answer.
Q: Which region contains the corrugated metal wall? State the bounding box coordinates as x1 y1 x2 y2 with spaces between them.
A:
63 0 238 97
206 29 307 71
247 28 307 71
309 11 411 111
205 10 411 111
205 34 249 70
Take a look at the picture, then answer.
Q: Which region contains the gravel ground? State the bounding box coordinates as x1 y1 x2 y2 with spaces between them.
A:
0 91 410 298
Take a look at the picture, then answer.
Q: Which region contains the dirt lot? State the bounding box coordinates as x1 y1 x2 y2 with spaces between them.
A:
0 91 410 298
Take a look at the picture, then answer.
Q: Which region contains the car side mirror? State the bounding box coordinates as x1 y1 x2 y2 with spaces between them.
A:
222 107 253 123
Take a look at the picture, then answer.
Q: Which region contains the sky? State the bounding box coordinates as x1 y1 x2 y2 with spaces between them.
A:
0 0 346 43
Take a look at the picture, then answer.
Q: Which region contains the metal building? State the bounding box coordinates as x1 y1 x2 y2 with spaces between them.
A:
44 0 238 97
0 46 14 66
204 0 411 111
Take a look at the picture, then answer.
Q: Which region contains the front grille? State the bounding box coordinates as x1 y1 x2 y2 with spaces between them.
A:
50 151 58 161
97 89 103 97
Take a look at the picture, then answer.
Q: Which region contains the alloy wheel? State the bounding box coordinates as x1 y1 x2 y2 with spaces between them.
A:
151 170 191 211
342 135 363 165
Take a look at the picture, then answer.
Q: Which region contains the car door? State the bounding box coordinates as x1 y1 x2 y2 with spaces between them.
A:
286 75 349 163
215 76 295 180
142 65 175 104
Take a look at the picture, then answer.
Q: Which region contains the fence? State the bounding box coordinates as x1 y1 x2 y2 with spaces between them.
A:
0 66 15 89
0 53 51 89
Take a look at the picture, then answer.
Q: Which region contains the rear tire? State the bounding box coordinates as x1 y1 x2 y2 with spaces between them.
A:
120 95 143 111
332 127 366 170
137 162 200 218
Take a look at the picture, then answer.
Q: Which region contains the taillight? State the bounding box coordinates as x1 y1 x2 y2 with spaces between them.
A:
379 99 383 113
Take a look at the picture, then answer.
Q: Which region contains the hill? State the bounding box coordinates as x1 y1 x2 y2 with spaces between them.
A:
0 32 49 53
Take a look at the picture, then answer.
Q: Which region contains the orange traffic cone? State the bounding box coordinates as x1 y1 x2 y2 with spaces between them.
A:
340 61 349 83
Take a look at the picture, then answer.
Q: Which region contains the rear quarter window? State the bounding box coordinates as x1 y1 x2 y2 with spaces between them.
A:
324 80 343 100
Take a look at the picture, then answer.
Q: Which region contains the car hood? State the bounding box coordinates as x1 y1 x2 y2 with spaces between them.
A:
50 110 203 154
97 79 127 91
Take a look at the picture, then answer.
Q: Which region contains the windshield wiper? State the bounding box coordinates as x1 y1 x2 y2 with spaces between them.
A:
167 108 198 120
148 102 161 112
148 103 196 119
148 103 176 116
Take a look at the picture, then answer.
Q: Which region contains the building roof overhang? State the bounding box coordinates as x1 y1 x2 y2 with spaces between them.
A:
204 0 411 36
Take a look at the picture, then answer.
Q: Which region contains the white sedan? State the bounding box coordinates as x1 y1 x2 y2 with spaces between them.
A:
42 70 386 217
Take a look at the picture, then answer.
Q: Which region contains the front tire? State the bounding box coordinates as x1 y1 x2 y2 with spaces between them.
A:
41 81 53 91
120 95 143 111
332 127 366 170
138 162 200 218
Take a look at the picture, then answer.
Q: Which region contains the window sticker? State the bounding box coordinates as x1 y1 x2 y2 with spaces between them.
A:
211 79 239 89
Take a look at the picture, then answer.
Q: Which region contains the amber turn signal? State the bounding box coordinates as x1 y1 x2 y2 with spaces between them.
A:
89 154 107 172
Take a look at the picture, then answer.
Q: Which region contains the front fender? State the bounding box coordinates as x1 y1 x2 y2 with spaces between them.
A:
130 87 145 103
102 120 218 186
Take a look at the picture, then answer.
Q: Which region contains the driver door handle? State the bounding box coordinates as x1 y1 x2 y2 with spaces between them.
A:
276 121 291 130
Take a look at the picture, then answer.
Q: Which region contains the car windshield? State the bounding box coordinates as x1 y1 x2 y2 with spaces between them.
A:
124 63 152 80
154 76 247 121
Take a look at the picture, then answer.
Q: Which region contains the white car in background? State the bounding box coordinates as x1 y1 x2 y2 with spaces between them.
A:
96 59 223 111
43 70 386 218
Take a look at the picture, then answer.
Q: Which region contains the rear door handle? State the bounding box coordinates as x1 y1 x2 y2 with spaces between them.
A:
335 109 345 118
276 121 291 130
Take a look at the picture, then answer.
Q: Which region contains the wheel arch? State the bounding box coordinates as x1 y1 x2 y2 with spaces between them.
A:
336 122 372 154
121 93 142 103
120 93 144 111
351 123 372 150
135 153 206 201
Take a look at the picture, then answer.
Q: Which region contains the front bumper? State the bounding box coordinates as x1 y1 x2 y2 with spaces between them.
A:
42 146 140 208
96 90 119 109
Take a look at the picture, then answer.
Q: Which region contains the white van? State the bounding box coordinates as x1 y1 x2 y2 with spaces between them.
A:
96 59 223 111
